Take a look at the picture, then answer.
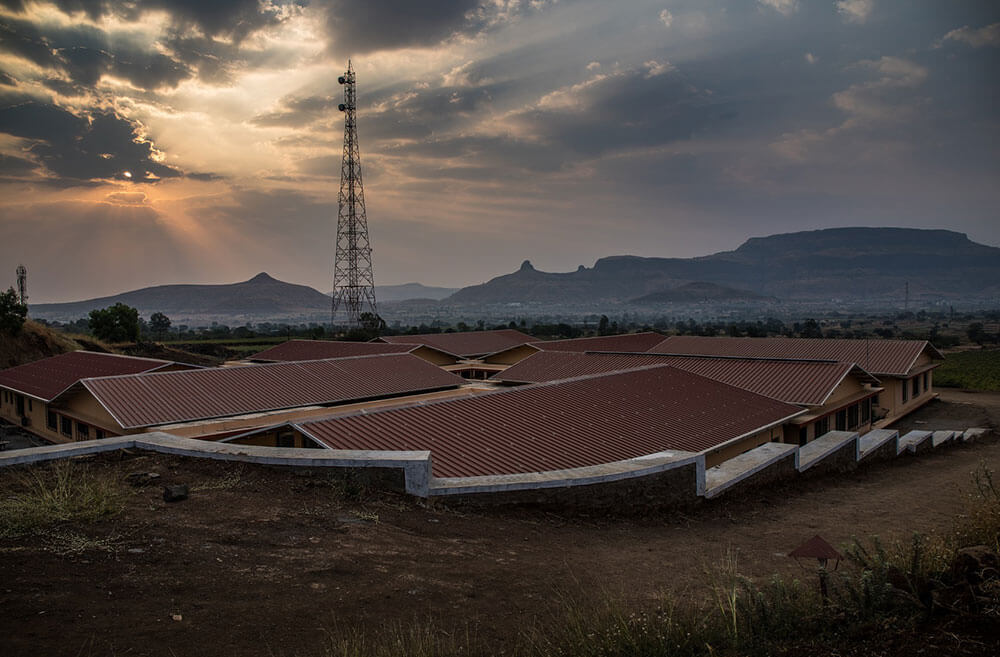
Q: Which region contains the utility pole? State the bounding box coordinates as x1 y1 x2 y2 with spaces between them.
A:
331 60 378 328
16 264 27 306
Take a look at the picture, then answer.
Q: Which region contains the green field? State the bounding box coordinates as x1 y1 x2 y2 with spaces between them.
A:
935 349 1000 392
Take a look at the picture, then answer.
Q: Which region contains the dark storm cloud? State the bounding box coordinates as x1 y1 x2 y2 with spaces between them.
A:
0 16 193 90
319 0 479 56
251 94 340 127
6 1 285 42
0 152 39 175
161 34 244 85
384 135 566 174
0 100 184 182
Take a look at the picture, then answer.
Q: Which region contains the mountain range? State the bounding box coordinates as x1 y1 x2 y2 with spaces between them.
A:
28 228 1000 324
449 227 1000 306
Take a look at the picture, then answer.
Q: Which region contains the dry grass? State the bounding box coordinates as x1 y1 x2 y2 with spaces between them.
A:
0 461 129 538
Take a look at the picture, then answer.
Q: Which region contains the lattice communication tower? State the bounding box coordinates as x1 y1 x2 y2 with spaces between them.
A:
16 264 27 306
331 60 378 327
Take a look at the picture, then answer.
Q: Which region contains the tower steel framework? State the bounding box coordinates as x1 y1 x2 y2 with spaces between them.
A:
331 60 378 327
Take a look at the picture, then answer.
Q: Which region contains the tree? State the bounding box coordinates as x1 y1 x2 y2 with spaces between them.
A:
800 318 823 338
89 303 141 343
149 312 171 339
0 287 27 335
967 322 986 346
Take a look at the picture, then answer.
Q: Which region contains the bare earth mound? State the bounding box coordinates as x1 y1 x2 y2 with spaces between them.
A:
2 390 999 656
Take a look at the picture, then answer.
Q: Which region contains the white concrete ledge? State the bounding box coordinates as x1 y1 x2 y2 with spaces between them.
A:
961 428 989 442
898 430 933 454
429 451 703 497
704 442 798 500
932 430 956 448
798 431 859 472
0 432 434 497
858 429 898 460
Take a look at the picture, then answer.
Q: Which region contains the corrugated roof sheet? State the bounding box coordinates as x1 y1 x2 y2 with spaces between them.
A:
0 351 176 402
378 329 534 357
79 353 466 429
647 336 942 376
249 340 439 362
297 366 803 478
492 351 876 406
532 332 666 353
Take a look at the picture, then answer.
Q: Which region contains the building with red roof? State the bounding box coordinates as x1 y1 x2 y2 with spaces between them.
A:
1 353 470 444
646 336 943 426
0 351 197 442
232 365 805 472
248 339 459 366
491 351 882 445
375 328 534 359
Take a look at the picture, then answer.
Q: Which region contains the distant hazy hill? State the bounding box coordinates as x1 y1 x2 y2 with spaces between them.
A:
447 228 1000 305
632 282 770 304
376 283 459 302
31 273 333 323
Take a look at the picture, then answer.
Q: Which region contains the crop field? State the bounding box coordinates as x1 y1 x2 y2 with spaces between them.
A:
935 349 1000 392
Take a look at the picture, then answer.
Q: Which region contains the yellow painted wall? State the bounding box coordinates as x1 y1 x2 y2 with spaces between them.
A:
484 345 538 365
704 425 784 468
0 386 120 444
411 347 457 366
229 429 316 449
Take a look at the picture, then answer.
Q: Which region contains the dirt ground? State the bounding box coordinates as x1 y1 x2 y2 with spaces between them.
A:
2 390 999 657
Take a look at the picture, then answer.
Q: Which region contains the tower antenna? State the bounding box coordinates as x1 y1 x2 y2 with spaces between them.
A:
331 60 378 328
16 264 27 307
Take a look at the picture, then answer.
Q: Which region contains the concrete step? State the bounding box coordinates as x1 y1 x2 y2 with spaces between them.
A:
704 442 798 500
931 430 956 448
858 429 898 461
897 430 933 454
799 431 859 473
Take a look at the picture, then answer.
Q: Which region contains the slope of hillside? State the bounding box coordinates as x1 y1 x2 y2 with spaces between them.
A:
632 282 771 304
0 320 85 368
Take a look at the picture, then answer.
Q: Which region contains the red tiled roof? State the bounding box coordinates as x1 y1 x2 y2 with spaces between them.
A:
647 336 942 376
532 332 666 354
492 351 877 406
296 366 804 477
0 351 176 402
249 340 447 362
78 354 466 429
377 329 534 357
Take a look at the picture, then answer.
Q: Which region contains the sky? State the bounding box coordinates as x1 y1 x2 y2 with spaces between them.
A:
0 0 998 303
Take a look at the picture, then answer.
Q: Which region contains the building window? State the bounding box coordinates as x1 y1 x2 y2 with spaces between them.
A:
861 399 871 424
277 431 295 448
47 410 57 431
923 372 929 392
815 417 830 437
848 404 859 430
28 399 32 411
96 429 106 440
902 380 909 403
912 377 919 397
77 423 89 439
798 426 808 446
835 409 847 431
60 416 72 437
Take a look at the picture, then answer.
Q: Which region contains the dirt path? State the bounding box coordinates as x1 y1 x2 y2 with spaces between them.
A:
2 392 999 657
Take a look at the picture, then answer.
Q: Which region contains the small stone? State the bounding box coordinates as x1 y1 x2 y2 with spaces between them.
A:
427 518 440 523
171 614 182 622
127 548 145 554
163 485 189 503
